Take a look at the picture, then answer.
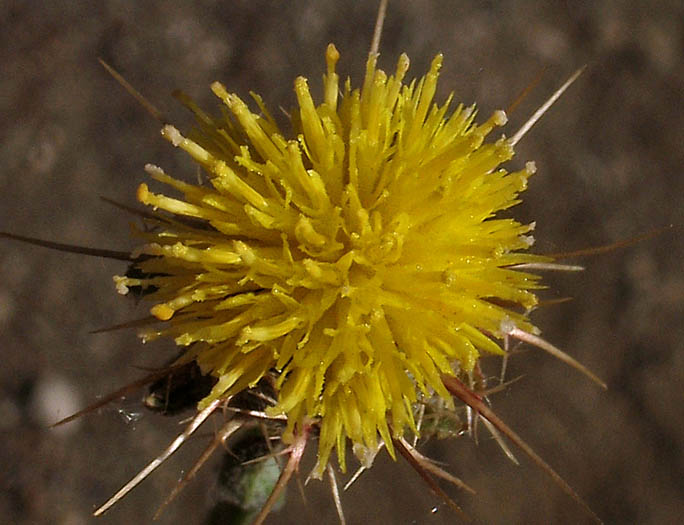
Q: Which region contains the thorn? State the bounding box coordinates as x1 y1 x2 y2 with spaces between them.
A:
442 375 603 524
93 399 221 516
327 464 346 525
398 437 475 494
509 262 585 272
98 58 166 123
252 422 311 525
505 326 607 389
153 418 248 519
239 446 291 467
479 416 519 465
89 315 158 334
537 296 575 307
511 66 585 147
223 406 288 421
545 224 676 259
479 375 524 397
500 334 512 383
100 196 171 223
246 389 278 408
506 66 547 115
295 466 308 503
51 365 183 427
0 232 134 261
413 402 426 447
343 465 369 492
369 0 389 57
393 436 469 520
342 440 385 491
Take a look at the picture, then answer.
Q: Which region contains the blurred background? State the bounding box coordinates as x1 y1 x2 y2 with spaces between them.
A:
1 1 682 523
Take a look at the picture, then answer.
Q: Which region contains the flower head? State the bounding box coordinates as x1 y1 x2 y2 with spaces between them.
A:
116 44 547 475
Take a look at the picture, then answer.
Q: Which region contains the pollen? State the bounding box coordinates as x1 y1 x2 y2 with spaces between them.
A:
115 44 549 476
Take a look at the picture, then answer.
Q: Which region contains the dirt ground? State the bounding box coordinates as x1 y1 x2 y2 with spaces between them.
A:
1 1 682 524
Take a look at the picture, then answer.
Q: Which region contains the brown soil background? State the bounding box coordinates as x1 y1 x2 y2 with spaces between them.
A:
1 1 682 524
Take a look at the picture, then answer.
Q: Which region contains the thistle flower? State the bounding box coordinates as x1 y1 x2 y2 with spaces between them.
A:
114 43 548 478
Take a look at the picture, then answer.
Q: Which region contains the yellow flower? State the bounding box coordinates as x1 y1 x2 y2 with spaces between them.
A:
115 44 548 476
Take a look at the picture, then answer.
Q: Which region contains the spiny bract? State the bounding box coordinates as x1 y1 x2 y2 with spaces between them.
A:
115 44 548 475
